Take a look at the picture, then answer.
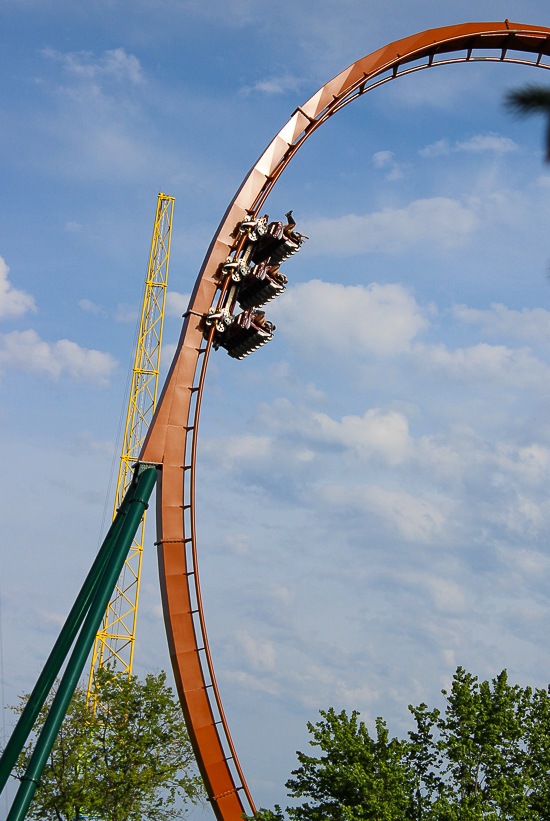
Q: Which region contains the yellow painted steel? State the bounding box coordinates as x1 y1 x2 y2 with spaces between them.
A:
87 193 174 695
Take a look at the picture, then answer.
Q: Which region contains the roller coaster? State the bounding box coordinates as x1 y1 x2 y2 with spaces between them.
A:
2 20 550 821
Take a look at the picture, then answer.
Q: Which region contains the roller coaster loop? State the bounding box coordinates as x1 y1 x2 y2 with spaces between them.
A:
138 21 550 821
3 19 550 821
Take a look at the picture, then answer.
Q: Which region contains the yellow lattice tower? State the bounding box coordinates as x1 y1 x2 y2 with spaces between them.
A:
88 193 174 694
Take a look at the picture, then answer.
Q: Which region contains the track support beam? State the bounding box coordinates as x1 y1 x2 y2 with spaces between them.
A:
2 466 158 821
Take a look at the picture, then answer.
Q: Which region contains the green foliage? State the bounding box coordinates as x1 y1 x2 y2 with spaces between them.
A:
504 85 550 116
9 668 205 821
251 808 286 821
250 667 550 821
504 84 550 161
284 710 415 820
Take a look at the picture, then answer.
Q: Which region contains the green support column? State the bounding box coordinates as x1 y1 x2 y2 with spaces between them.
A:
5 465 158 821
0 470 141 795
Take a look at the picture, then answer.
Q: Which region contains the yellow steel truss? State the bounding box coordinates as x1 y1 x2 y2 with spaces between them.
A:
87 193 174 694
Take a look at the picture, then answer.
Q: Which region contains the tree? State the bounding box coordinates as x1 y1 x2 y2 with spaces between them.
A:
504 85 550 161
250 667 550 820
8 668 205 821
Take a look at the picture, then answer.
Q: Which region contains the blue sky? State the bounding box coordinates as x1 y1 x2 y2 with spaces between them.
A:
3 0 550 816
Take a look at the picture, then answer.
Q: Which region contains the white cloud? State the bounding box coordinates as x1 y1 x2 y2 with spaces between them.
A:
222 669 280 696
453 303 550 343
0 257 36 318
270 585 295 606
115 303 139 323
389 570 467 613
500 494 548 537
78 298 105 316
302 197 477 256
495 444 550 485
418 139 450 158
65 220 82 232
242 74 303 94
499 546 550 577
385 166 405 182
255 398 550 497
0 329 117 384
311 409 411 464
455 134 519 154
372 150 394 168
258 400 412 466
226 532 253 556
42 47 144 84
383 67 481 112
30 47 176 183
269 283 549 388
420 132 518 157
235 631 276 672
165 291 190 317
323 484 448 543
415 341 550 387
53 123 156 183
372 150 406 181
78 430 115 456
416 434 550 495
270 280 428 356
204 434 272 470
294 665 380 711
38 609 66 627
423 576 466 614
160 341 177 369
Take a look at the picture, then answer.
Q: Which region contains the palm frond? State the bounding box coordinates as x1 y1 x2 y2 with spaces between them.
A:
504 85 550 116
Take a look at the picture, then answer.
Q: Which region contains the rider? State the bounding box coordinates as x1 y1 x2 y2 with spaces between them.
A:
283 211 309 244
267 263 288 285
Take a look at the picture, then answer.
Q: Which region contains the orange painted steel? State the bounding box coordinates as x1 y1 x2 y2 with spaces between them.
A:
140 21 550 821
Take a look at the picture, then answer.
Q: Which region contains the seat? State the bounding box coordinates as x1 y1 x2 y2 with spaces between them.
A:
213 310 275 360
237 261 287 310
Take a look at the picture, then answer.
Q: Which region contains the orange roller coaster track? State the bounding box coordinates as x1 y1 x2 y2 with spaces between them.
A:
139 21 550 821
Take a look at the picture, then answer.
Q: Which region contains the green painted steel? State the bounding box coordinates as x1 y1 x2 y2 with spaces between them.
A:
5 466 157 821
0 471 142 796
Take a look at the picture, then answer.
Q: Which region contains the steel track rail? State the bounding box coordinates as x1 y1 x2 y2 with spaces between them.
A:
140 22 550 821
